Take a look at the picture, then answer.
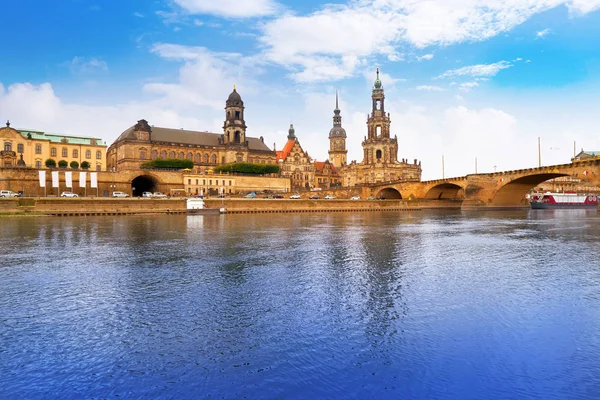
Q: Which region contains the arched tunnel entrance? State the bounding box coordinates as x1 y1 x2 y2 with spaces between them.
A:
132 175 159 197
492 173 569 206
376 188 402 199
424 183 464 199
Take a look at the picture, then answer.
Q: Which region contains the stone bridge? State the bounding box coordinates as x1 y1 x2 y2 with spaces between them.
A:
363 159 600 209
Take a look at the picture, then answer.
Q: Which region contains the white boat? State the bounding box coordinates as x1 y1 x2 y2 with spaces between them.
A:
530 192 598 209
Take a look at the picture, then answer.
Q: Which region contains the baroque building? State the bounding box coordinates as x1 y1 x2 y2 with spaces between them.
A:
328 91 347 169
276 124 315 190
0 120 107 170
314 160 341 189
340 68 422 186
106 87 276 172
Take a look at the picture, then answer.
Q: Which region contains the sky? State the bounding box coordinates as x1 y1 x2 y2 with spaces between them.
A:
1 0 600 180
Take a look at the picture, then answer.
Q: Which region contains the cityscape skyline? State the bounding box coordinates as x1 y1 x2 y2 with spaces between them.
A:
1 1 600 180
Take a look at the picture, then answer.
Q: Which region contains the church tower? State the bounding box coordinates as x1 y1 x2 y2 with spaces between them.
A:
223 86 247 146
362 68 398 165
328 90 347 168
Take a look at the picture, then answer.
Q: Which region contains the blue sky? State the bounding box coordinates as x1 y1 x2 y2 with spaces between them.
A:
1 0 600 179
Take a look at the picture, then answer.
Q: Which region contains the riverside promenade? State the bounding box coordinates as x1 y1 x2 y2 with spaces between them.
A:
0 198 463 216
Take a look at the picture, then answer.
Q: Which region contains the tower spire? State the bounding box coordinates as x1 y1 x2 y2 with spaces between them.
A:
335 89 339 110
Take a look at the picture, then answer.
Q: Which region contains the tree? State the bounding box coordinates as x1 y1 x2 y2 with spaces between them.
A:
45 158 56 168
58 160 68 168
81 161 90 170
214 162 281 175
140 158 194 170
70 161 79 169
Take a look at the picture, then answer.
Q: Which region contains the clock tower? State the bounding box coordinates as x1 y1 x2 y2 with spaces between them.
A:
328 90 347 169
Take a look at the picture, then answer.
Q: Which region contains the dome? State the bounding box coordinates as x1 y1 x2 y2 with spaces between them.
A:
329 126 347 137
226 86 243 107
373 67 382 89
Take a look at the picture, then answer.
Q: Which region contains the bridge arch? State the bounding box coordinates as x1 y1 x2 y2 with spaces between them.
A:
376 187 402 199
424 183 465 199
131 174 160 197
491 173 569 205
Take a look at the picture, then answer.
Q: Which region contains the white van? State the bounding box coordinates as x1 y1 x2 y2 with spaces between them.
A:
0 190 18 198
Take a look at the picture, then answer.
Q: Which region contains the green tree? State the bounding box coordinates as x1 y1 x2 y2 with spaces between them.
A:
81 161 91 170
58 160 68 168
45 158 56 168
141 158 194 169
214 162 280 175
70 161 79 169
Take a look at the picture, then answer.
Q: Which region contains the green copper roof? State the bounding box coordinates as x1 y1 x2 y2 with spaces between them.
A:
16 129 106 146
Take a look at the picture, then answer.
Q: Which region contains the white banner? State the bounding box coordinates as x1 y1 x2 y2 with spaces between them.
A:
79 172 87 188
90 172 98 188
51 171 59 188
39 170 46 188
65 171 73 188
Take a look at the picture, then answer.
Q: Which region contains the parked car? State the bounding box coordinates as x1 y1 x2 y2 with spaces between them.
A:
218 193 227 198
324 195 336 199
153 192 167 198
142 192 153 198
244 192 256 198
112 191 129 198
60 192 79 198
309 195 320 200
290 194 301 199
350 196 361 200
272 194 284 199
366 196 375 200
0 190 18 198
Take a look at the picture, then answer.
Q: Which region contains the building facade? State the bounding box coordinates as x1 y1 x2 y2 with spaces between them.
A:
314 160 341 189
0 121 107 171
340 69 422 186
276 124 315 190
106 87 276 172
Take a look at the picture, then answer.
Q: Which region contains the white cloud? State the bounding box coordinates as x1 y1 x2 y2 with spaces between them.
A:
417 54 434 61
416 85 445 91
133 12 144 18
536 28 551 38
173 0 279 18
437 61 513 79
67 57 108 74
459 81 480 92
258 0 600 82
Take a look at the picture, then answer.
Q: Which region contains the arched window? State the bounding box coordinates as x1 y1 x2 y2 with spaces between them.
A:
96 151 101 159
234 131 241 143
187 152 193 160
140 151 146 160
211 154 217 164
85 150 91 159
51 147 57 157
152 150 158 159
376 149 382 160
4 142 12 151
194 153 201 163
179 152 184 159
72 149 78 158
17 143 24 153
203 154 209 163
169 151 175 158
160 150 167 158
62 148 68 157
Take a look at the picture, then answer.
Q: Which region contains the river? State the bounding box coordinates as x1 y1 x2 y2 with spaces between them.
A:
1 210 599 399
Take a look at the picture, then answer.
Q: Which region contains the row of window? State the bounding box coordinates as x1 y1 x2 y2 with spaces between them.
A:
187 179 233 186
2 142 103 160
138 150 275 165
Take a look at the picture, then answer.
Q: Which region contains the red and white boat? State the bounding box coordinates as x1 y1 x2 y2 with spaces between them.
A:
530 192 598 209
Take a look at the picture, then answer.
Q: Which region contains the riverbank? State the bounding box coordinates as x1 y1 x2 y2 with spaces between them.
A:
0 197 463 216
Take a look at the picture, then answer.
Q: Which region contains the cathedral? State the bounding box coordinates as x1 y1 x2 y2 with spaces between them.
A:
107 87 276 172
335 68 422 186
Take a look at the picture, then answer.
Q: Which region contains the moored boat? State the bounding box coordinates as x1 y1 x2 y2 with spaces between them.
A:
530 192 598 209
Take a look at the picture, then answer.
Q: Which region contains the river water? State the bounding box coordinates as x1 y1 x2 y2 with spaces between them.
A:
1 210 599 399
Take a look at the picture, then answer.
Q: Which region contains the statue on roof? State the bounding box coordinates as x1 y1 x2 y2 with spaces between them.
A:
6 120 10 128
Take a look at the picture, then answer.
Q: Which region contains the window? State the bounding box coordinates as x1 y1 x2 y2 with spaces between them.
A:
35 160 42 169
209 180 212 185
195 153 200 163
195 179 198 185
229 180 232 186
140 151 146 160
62 148 68 157
222 180 225 185
235 111 240 119
187 152 193 160
169 151 175 158
96 165 101 171
85 150 91 159
179 152 184 159
35 144 42 154
3 142 11 151
203 154 209 163
152 150 158 159
51 147 57 157
161 150 167 158
376 149 382 159
96 151 101 160
17 143 24 153
203 179 206 185
73 149 78 158
188 179 191 184
211 155 217 164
